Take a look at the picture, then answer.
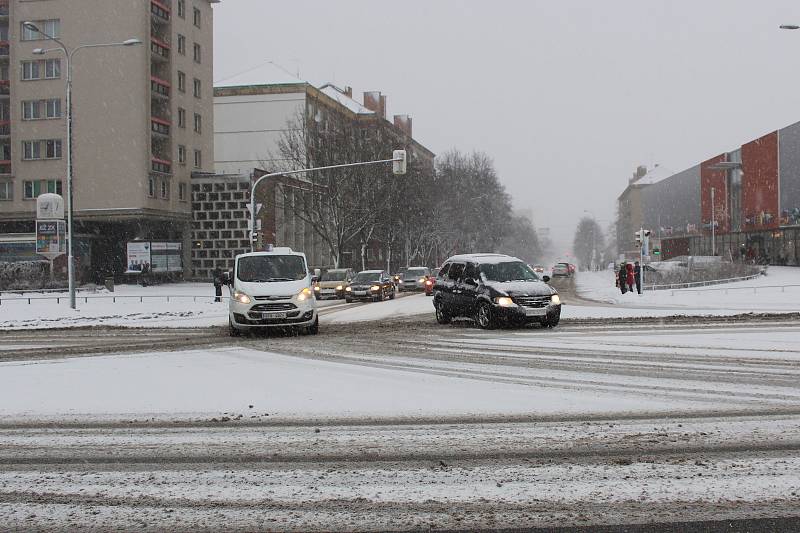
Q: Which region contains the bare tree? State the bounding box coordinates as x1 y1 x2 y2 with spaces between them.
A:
572 216 606 271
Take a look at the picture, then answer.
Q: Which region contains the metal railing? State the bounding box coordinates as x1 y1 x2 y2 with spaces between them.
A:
646 272 764 291
664 283 800 296
0 294 229 305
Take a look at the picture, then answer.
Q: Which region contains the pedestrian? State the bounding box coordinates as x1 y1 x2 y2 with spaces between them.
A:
625 262 635 293
617 263 627 294
140 262 150 287
212 267 222 302
634 261 642 294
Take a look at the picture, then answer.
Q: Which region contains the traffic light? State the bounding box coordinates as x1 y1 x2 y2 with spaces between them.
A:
392 149 407 175
653 248 661 256
634 230 642 247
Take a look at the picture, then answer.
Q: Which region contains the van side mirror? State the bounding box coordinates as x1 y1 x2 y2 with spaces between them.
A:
542 275 551 283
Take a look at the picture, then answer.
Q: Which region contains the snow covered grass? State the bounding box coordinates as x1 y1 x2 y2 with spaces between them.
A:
573 266 800 317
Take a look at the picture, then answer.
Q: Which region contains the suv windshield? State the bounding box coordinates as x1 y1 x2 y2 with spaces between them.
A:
406 268 428 276
237 255 307 282
352 272 381 283
479 261 540 283
321 270 347 281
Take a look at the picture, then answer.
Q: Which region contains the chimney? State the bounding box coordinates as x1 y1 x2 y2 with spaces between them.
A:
393 114 412 137
344 86 352 98
363 91 386 118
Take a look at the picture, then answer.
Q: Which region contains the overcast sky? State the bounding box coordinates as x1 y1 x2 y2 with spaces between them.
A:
214 1 800 253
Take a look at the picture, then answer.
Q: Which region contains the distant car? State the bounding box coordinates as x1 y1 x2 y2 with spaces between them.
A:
424 268 440 296
345 270 396 303
552 262 571 277
399 266 431 292
532 265 545 274
568 263 576 274
313 268 355 299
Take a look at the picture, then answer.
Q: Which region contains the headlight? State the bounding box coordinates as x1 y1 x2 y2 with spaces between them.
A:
336 285 343 291
495 296 516 307
233 290 251 305
419 277 426 283
425 280 433 286
551 294 561 305
313 285 321 292
345 286 352 292
297 287 313 301
370 285 380 291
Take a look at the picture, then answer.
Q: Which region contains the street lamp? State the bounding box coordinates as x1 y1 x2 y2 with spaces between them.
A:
23 21 141 310
779 25 800 30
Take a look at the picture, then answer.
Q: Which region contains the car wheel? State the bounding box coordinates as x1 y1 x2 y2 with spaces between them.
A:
229 318 241 337
345 297 353 304
540 314 560 328
435 301 451 324
389 288 395 300
476 302 495 329
307 316 319 335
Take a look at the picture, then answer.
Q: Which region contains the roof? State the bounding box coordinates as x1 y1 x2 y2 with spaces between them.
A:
357 269 384 274
444 253 522 265
318 84 374 115
214 62 306 89
633 164 675 186
237 248 304 258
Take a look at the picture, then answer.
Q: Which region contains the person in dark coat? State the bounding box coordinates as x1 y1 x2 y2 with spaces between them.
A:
625 262 635 293
634 261 642 294
617 263 627 294
212 267 223 302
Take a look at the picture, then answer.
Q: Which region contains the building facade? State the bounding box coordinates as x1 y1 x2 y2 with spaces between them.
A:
0 0 216 280
619 119 800 265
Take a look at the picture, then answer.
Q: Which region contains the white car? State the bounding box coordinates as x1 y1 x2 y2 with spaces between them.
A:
227 247 319 336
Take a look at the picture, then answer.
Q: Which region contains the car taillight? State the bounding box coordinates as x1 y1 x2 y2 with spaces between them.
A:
425 280 433 286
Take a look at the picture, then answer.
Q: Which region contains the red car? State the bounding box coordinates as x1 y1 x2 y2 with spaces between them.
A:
424 268 440 296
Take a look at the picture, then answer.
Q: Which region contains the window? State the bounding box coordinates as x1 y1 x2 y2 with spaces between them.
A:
23 179 62 199
21 60 41 81
21 19 60 41
177 71 185 92
0 181 11 201
22 99 61 120
178 144 186 164
22 139 62 160
193 113 201 133
161 179 169 199
45 59 60 79
448 263 465 281
148 176 155 197
194 149 202 168
178 182 187 201
177 107 186 128
193 78 201 98
193 43 201 63
193 7 201 27
177 34 186 55
177 0 185 18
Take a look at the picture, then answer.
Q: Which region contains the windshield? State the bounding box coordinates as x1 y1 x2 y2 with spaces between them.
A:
406 268 428 276
237 255 307 282
479 261 540 283
321 270 347 281
352 272 381 283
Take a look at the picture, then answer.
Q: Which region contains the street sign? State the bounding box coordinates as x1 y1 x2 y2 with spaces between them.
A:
35 220 66 260
36 193 64 220
245 203 263 215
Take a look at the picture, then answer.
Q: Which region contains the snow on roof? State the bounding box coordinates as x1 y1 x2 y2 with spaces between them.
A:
214 62 306 88
358 269 384 273
445 253 523 264
318 85 374 115
634 164 675 186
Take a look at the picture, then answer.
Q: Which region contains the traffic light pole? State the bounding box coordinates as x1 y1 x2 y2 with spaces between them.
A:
640 225 644 290
248 153 406 252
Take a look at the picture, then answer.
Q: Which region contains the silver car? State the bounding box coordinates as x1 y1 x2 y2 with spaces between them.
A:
399 267 431 291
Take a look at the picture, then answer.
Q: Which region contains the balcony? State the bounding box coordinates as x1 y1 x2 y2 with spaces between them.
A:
151 157 172 175
0 79 8 97
0 40 8 59
150 37 170 62
0 4 7 19
0 120 8 136
151 0 171 23
0 159 11 176
150 75 170 98
151 116 171 137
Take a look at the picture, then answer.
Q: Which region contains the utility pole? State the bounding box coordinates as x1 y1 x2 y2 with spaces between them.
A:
711 187 716 256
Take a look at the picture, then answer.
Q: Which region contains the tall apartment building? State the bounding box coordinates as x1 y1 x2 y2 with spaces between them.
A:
0 0 216 280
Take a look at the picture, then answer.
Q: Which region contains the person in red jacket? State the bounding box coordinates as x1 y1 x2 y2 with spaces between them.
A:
625 262 635 293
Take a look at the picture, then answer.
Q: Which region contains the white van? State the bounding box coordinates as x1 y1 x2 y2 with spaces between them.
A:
227 247 319 336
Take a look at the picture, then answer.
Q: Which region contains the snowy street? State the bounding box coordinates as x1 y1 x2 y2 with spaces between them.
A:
2 278 800 531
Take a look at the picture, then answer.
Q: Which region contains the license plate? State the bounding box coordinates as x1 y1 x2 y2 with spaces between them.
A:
261 312 287 319
321 289 334 294
354 291 367 296
524 307 547 316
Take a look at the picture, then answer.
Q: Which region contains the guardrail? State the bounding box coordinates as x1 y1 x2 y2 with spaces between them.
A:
645 272 764 291
663 284 800 296
0 294 229 305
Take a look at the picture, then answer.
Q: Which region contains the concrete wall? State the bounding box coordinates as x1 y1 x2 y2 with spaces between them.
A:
700 154 728 234
214 89 306 175
779 120 800 220
641 164 701 235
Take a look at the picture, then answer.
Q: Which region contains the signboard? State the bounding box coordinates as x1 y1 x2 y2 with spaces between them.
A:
127 241 182 273
125 241 151 273
36 193 65 220
36 220 66 259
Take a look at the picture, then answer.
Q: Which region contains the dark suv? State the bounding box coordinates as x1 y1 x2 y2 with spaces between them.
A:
432 254 561 329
